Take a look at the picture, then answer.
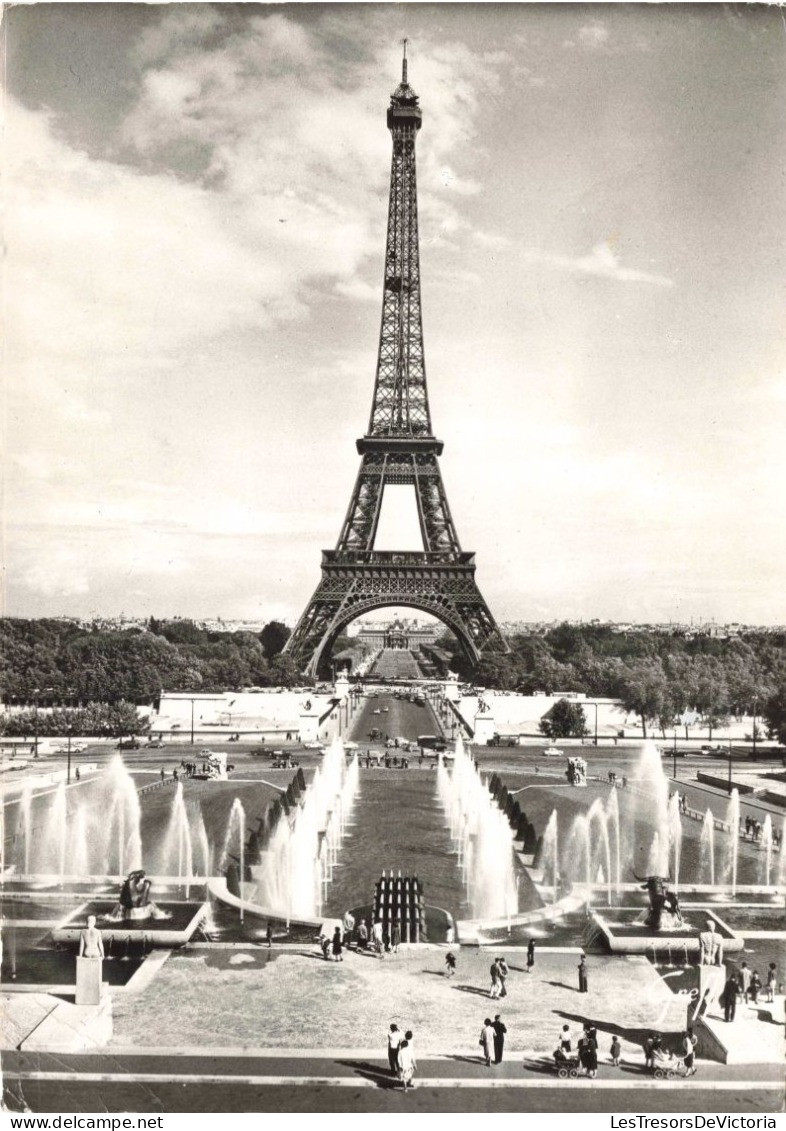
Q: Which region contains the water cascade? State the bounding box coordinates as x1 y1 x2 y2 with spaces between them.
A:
437 736 518 920
220 797 246 921
252 741 360 921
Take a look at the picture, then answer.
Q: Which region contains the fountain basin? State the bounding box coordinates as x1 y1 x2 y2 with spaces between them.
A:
593 909 744 955
51 900 208 947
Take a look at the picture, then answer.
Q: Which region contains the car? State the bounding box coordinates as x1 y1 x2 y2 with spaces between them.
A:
372 709 381 715
542 746 564 758
700 744 725 753
146 739 165 749
117 738 141 750
303 741 325 751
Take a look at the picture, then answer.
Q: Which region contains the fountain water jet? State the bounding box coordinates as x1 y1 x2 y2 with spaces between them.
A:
700 809 716 885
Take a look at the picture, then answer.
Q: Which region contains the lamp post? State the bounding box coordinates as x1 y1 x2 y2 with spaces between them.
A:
673 727 678 781
728 733 733 789
751 694 758 761
190 697 195 746
588 702 598 748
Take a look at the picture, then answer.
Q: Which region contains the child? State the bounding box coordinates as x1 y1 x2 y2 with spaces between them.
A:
750 970 762 1003
444 951 457 977
766 964 777 1003
610 1035 621 1066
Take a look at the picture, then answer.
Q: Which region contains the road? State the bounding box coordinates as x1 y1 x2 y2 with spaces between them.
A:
349 692 443 747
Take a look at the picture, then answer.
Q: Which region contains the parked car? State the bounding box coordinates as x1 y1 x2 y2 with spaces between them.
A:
542 746 563 758
146 739 165 749
117 738 141 750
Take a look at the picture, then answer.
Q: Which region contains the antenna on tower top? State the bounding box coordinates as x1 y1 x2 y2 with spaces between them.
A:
401 37 409 83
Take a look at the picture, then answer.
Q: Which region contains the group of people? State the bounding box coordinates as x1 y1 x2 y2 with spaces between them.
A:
742 815 780 847
479 1015 507 1065
386 1025 417 1089
722 961 778 1020
319 912 403 959
643 1030 698 1077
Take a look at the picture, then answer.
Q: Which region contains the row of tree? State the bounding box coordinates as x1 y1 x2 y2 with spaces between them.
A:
441 624 786 743
0 618 295 703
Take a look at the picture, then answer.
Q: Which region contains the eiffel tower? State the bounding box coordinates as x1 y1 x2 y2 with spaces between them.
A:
285 48 507 678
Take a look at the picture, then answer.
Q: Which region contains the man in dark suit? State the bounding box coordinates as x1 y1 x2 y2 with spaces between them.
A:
723 974 739 1022
492 1014 507 1064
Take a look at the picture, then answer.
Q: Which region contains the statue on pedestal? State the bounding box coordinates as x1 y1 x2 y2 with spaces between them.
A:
79 914 104 959
699 919 724 966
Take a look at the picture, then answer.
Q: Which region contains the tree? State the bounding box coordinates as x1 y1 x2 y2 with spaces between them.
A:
260 621 291 660
618 659 670 739
539 698 588 739
763 681 786 745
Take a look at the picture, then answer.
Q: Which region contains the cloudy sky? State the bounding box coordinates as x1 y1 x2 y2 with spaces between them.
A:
5 3 785 626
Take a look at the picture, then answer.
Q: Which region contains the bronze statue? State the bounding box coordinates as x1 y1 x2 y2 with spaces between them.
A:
631 871 683 931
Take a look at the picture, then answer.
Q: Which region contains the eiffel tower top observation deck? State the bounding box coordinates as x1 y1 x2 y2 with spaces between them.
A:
284 49 507 677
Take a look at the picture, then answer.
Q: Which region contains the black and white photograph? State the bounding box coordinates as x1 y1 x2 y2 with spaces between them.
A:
2 1 785 1118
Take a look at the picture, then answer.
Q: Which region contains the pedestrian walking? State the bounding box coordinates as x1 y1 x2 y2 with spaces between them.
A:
397 1037 417 1090
357 918 368 950
444 951 457 978
372 919 384 956
682 1028 697 1076
766 964 777 1003
492 1014 507 1064
643 1035 656 1071
723 973 738 1022
578 955 589 993
160 767 166 783
489 959 501 999
332 926 343 962
387 1023 401 1075
738 961 752 1003
497 956 509 997
479 1018 495 1066
391 918 402 954
610 1036 621 1066
558 1024 572 1055
526 938 535 973
265 922 273 949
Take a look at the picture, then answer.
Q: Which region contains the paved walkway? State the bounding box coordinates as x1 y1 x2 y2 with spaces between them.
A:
2 1050 782 1113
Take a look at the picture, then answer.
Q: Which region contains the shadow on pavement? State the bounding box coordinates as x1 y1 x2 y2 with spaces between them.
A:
337 1060 400 1090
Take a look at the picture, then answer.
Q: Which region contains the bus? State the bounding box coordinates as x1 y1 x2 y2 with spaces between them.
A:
417 734 447 752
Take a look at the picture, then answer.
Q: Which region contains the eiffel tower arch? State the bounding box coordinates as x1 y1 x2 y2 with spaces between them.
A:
285 49 508 678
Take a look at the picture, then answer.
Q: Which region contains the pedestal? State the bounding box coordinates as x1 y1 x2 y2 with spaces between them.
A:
298 707 321 744
473 713 496 746
691 962 726 1022
76 956 104 1006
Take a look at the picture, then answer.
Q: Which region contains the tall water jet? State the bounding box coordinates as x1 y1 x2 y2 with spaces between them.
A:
668 793 682 889
700 809 716 885
541 810 559 900
760 815 773 887
160 783 194 894
17 783 33 875
634 741 670 876
567 814 592 891
221 797 246 921
69 807 89 878
724 788 740 894
588 799 612 902
605 787 621 893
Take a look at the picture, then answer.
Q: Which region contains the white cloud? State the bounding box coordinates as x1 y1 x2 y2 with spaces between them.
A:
524 241 674 287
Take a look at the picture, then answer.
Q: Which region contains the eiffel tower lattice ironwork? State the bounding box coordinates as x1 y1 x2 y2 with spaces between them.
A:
285 49 508 677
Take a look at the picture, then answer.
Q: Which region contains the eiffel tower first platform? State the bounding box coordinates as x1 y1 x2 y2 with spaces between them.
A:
285 48 508 678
